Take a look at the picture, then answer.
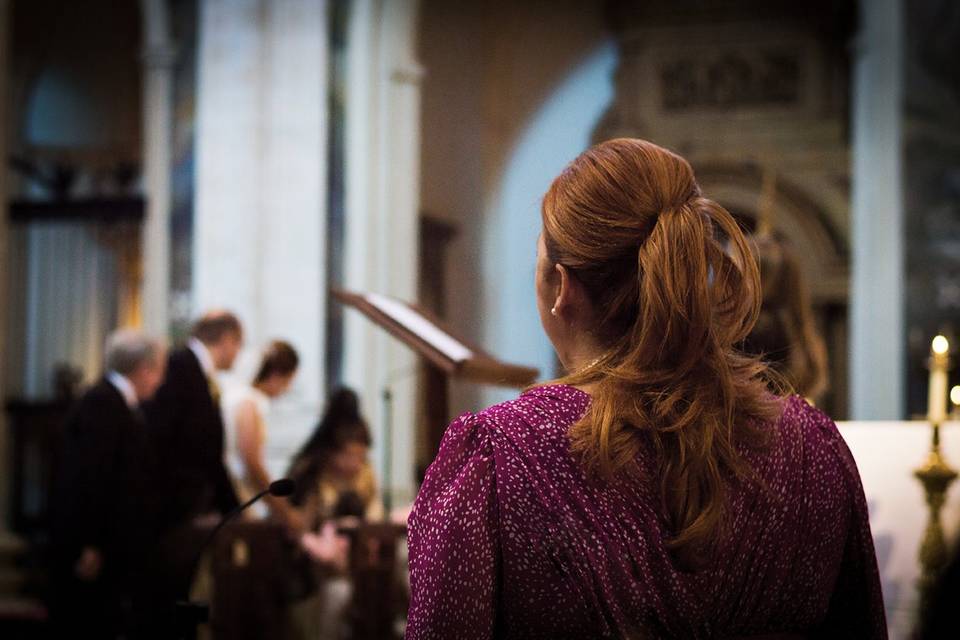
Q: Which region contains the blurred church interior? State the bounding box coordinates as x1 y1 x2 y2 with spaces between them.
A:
0 0 958 638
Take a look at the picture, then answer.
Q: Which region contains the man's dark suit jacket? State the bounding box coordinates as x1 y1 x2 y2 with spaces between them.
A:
145 347 239 530
51 378 153 590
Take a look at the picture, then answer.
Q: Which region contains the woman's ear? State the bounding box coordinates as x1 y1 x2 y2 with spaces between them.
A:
553 264 572 318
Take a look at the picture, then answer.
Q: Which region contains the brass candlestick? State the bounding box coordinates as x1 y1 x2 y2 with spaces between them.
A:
915 336 956 616
914 420 957 614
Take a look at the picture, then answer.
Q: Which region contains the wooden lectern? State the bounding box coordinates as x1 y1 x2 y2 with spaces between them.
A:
331 289 539 460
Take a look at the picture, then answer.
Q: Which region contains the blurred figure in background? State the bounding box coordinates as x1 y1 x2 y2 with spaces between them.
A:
288 387 380 524
143 310 244 626
223 339 303 533
741 232 829 404
49 329 166 638
286 387 379 640
146 310 243 532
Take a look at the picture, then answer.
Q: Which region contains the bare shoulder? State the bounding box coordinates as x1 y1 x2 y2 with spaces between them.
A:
234 395 260 416
233 395 265 432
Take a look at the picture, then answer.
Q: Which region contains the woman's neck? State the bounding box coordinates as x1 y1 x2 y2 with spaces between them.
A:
562 337 606 375
560 337 607 396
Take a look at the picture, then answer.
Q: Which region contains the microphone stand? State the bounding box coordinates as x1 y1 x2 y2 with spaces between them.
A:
174 481 294 639
380 364 418 522
382 388 393 517
189 489 273 578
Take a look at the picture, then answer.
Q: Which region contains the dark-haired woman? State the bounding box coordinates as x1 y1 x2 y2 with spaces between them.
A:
405 139 886 638
287 387 380 525
286 388 380 639
224 339 302 531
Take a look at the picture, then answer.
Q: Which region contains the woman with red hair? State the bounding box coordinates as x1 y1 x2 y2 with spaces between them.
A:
406 139 885 639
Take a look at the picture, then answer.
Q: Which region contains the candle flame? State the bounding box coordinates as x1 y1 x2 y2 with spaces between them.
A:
952 385 960 407
933 335 950 355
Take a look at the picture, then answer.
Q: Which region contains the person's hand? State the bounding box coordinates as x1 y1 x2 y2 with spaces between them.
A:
334 515 360 531
300 522 349 572
74 547 102 581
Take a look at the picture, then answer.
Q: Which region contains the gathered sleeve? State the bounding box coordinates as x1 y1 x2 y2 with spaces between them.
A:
818 423 888 639
405 412 500 640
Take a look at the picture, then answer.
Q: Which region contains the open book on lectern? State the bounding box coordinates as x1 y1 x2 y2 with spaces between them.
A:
331 288 539 388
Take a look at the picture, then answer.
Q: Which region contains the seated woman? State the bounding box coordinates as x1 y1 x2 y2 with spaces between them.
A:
288 387 380 526
287 388 380 639
405 139 886 638
224 339 302 531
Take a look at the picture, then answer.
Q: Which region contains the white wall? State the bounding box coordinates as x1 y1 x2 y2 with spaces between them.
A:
479 43 617 408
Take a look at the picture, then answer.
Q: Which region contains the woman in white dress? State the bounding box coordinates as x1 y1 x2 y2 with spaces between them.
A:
224 339 303 532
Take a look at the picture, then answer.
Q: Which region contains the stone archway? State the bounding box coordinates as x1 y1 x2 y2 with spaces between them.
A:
696 163 849 303
696 163 850 415
595 0 855 416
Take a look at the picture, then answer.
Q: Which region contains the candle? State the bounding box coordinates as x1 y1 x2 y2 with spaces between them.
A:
928 335 950 424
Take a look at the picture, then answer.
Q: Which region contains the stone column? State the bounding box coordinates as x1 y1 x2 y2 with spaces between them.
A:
850 0 904 419
194 0 328 468
140 0 175 335
342 0 422 507
259 0 327 403
0 0 10 532
195 0 261 322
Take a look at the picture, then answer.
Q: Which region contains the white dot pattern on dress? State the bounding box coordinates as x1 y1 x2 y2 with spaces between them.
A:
405 385 887 639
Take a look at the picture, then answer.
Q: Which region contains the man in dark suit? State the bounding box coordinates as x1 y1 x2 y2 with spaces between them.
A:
144 310 244 604
49 329 166 637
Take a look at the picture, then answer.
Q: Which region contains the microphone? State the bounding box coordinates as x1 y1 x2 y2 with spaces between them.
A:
192 478 297 568
268 478 295 497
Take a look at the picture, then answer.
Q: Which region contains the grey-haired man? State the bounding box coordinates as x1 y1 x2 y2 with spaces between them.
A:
50 329 166 637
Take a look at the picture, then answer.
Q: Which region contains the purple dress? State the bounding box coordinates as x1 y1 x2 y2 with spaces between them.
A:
406 385 886 639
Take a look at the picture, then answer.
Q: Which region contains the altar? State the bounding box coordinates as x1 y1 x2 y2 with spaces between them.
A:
838 419 960 639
